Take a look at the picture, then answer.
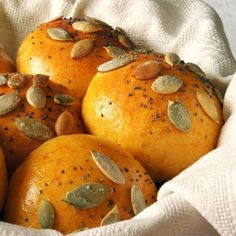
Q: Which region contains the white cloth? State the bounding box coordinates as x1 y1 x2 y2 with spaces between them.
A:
0 0 236 235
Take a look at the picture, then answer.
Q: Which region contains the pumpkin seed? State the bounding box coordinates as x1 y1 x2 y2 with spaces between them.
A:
0 91 20 116
131 185 146 215
165 53 181 66
196 91 220 123
90 150 125 184
14 117 53 140
7 74 28 89
101 205 120 226
151 75 183 94
54 94 74 105
84 16 110 27
103 46 126 58
55 111 75 136
47 28 73 41
71 39 94 59
167 101 191 132
97 55 134 72
33 74 49 87
72 21 102 33
132 48 153 55
64 182 111 209
134 60 161 80
0 75 7 85
117 34 134 49
214 87 224 104
186 63 206 77
26 86 46 109
41 15 63 24
38 200 54 229
115 27 127 36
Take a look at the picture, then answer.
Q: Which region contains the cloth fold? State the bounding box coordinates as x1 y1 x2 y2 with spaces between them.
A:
0 0 236 235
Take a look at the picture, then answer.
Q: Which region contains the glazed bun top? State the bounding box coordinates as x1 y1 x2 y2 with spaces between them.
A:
82 50 223 180
0 44 14 73
4 134 157 233
0 72 84 174
16 16 134 99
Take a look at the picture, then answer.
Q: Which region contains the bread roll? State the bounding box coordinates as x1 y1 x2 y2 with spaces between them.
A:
0 73 84 174
4 134 157 233
16 16 134 99
0 147 7 212
0 44 14 72
82 51 223 181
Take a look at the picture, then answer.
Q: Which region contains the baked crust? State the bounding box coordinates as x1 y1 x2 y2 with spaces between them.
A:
16 18 131 99
4 134 157 233
82 52 223 180
0 73 84 174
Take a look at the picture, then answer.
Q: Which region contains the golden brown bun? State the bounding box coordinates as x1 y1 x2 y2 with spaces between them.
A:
0 73 84 174
0 147 7 212
16 17 133 99
82 52 223 181
4 134 157 233
0 45 15 72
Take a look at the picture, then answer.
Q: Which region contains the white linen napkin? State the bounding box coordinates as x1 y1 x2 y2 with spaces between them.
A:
0 0 236 235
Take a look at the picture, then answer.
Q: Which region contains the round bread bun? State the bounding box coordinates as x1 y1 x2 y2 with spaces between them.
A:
0 147 7 212
82 51 223 181
0 44 14 72
4 134 157 233
0 73 84 174
16 16 134 99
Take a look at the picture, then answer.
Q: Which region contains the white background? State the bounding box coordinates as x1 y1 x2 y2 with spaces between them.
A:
203 0 236 58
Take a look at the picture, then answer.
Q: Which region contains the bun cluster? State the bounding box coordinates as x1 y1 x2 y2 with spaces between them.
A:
0 72 83 174
16 16 134 99
0 15 223 233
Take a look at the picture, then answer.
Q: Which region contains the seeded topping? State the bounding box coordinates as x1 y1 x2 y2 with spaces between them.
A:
47 28 73 41
38 200 54 229
7 74 28 89
71 39 94 59
0 91 20 116
97 55 134 72
167 101 191 132
72 21 102 33
196 91 220 124
103 46 126 58
90 150 125 184
164 53 181 66
64 182 111 209
100 205 120 226
0 75 7 86
115 27 127 36
131 185 147 215
185 62 206 78
14 117 53 140
134 60 161 80
55 111 76 136
151 75 183 94
33 74 49 87
54 94 74 106
26 85 46 109
132 48 153 55
117 34 134 49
